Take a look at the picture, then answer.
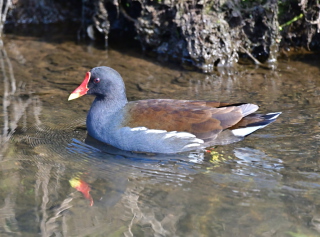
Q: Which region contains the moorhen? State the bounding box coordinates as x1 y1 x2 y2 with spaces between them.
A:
68 66 281 153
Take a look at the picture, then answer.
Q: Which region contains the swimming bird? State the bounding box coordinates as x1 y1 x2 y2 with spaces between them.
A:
68 66 281 153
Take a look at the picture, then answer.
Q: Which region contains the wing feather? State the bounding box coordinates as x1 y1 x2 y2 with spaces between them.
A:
121 99 255 141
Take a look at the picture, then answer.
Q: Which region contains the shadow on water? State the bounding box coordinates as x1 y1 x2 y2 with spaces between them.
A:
1 26 320 236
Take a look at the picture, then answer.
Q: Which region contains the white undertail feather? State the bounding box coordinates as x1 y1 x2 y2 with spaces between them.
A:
231 126 266 137
231 112 282 137
265 112 282 120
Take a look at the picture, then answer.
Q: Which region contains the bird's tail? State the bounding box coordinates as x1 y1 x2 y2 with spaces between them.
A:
231 112 282 137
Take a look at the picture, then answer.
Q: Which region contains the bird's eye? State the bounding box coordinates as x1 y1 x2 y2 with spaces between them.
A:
93 78 100 84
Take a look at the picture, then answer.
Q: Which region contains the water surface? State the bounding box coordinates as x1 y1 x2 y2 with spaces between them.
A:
0 27 320 236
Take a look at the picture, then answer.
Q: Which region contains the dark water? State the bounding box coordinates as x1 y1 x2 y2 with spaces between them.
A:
0 28 320 237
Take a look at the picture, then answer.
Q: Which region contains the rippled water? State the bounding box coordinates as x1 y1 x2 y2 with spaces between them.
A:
1 26 320 236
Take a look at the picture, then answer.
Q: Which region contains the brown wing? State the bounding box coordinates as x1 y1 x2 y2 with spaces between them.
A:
121 99 245 140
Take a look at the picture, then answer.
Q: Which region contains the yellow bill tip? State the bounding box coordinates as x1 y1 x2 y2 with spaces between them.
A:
68 93 80 101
